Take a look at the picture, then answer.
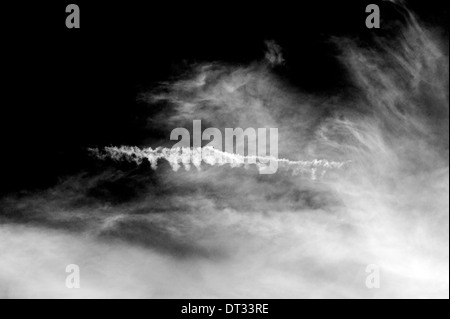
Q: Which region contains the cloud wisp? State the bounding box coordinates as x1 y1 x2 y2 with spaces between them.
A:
90 146 348 180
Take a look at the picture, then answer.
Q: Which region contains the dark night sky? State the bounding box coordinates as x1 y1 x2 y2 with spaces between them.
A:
1 1 448 194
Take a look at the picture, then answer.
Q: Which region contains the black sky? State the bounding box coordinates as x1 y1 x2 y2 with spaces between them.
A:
1 0 448 194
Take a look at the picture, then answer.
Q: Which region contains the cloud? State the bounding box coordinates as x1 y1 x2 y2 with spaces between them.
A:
0 3 448 298
90 146 348 179
265 40 285 66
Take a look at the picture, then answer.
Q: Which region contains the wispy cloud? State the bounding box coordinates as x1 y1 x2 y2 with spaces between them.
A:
0 2 448 298
265 40 285 66
90 146 348 179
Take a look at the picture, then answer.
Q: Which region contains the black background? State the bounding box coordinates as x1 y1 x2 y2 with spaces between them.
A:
1 1 448 194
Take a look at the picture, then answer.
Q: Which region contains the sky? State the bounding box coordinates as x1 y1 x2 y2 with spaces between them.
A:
0 0 449 298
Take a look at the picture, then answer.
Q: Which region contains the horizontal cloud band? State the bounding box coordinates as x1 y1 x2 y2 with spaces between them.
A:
90 146 348 179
